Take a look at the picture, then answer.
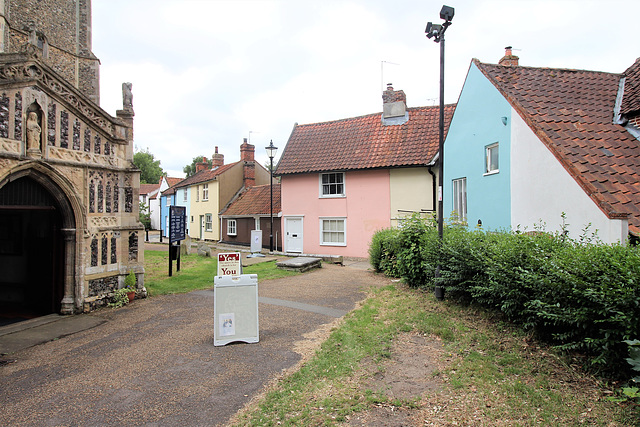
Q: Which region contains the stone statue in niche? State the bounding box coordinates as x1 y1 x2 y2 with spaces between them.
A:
122 82 133 111
26 111 41 152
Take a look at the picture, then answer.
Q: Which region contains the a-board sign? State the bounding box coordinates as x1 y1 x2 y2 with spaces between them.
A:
217 252 241 276
169 206 186 243
214 274 259 346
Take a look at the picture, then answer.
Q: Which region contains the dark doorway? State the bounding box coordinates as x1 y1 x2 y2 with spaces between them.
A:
0 177 64 325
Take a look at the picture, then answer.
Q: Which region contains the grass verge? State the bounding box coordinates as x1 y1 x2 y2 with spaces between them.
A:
143 250 298 296
233 284 639 426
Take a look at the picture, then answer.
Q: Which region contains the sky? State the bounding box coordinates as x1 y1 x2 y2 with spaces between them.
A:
92 0 639 178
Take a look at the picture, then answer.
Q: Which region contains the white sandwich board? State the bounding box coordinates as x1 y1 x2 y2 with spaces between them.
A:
213 274 259 346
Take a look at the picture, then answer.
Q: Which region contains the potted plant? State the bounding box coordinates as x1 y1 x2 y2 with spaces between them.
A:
124 270 137 303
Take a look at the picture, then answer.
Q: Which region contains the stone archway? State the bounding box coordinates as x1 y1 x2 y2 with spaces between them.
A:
0 164 80 322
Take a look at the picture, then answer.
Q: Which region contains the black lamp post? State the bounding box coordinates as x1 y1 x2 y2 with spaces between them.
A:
426 5 454 300
265 140 278 253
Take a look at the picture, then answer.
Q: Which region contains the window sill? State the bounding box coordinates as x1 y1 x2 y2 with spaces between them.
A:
483 170 499 176
320 243 347 247
319 195 346 199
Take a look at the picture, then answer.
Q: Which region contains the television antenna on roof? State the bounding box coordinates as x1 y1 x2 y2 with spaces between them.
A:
381 60 400 92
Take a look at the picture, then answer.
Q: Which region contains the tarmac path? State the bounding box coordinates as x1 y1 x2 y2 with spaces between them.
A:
0 262 387 426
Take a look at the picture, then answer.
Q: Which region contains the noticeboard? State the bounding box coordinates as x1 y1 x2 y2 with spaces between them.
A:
214 274 259 346
169 205 186 243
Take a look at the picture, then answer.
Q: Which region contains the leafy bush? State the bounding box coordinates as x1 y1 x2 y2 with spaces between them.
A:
396 214 434 287
369 218 640 378
369 228 401 277
109 288 130 308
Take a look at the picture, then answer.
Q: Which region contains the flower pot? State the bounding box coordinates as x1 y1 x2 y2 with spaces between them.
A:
127 291 135 303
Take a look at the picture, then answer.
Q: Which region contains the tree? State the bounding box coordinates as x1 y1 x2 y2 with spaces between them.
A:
139 201 151 230
183 156 212 178
133 148 164 184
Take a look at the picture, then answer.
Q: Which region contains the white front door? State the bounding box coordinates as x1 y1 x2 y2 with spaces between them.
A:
285 217 303 253
200 215 205 240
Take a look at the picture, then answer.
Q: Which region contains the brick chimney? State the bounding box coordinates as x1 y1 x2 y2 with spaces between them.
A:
382 83 407 118
195 157 209 173
499 46 519 67
211 146 224 168
240 138 255 188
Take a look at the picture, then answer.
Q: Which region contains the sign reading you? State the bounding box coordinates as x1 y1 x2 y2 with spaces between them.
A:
169 206 186 243
217 252 241 276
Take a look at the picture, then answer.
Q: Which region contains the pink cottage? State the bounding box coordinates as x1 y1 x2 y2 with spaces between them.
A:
275 85 454 258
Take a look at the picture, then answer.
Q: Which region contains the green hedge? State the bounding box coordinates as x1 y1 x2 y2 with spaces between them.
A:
369 215 640 378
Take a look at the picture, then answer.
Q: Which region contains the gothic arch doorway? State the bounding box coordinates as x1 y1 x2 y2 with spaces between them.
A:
0 173 75 324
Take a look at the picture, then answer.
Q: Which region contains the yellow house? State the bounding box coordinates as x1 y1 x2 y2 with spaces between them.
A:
176 141 270 241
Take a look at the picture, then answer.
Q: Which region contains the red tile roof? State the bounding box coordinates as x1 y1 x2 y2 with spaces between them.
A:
275 105 455 175
174 162 239 188
140 183 160 195
166 177 183 187
222 184 281 216
475 59 640 234
162 186 177 196
621 58 640 116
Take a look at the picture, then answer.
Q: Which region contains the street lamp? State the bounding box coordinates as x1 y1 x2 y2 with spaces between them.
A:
265 140 278 253
426 5 454 301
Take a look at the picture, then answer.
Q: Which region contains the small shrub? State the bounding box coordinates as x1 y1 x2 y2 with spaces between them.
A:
124 270 137 290
108 288 130 308
396 214 435 288
369 228 401 276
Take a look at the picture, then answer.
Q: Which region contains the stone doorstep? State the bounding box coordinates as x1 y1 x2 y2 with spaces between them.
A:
275 257 322 273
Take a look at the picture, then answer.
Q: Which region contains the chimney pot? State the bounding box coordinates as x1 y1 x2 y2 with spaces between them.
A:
499 45 519 67
211 148 224 168
195 157 209 173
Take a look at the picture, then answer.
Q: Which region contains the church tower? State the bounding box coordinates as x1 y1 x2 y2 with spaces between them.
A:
0 0 100 104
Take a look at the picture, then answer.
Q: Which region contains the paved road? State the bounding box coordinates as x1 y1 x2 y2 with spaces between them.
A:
0 262 385 426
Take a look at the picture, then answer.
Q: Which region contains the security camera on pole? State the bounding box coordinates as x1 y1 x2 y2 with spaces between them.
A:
425 5 454 301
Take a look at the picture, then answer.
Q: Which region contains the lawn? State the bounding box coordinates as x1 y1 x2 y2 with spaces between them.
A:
143 250 298 296
232 284 639 426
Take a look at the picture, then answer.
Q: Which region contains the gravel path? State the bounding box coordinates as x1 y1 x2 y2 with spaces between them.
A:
0 263 387 426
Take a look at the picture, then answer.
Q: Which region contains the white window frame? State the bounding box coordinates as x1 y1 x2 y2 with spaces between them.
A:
452 177 467 223
227 219 237 236
320 217 346 246
196 185 199 202
319 172 345 198
485 142 499 175
183 188 187 202
202 183 209 201
205 213 213 232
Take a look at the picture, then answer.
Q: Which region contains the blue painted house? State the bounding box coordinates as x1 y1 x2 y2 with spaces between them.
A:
444 48 640 244
159 186 177 238
174 186 191 236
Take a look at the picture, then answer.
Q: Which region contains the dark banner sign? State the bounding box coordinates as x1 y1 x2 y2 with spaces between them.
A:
169 205 186 243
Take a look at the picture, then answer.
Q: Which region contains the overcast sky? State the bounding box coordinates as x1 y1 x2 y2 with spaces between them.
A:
92 0 638 178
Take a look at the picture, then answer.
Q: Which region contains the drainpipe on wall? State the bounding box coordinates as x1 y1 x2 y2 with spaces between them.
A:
428 165 437 214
